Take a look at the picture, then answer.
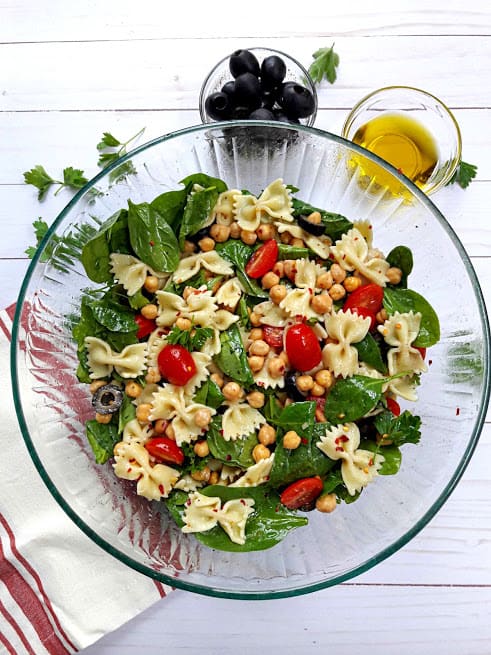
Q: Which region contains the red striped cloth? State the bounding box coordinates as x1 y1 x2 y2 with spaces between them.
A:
0 305 172 654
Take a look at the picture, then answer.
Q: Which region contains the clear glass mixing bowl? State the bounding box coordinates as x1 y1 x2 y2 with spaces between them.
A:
11 121 490 599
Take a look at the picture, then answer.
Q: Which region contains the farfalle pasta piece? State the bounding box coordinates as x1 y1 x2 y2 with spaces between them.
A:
146 328 168 369
293 258 326 290
222 402 266 442
229 454 275 487
174 474 205 492
322 309 371 378
171 250 234 284
280 288 320 321
253 351 286 389
217 498 255 545
113 441 179 500
254 300 290 327
181 492 254 545
156 287 238 332
110 253 167 296
183 351 212 397
316 423 384 496
122 418 151 444
85 336 147 379
214 277 244 311
234 179 293 231
378 311 427 376
353 220 374 247
213 189 241 225
275 223 332 259
329 228 390 286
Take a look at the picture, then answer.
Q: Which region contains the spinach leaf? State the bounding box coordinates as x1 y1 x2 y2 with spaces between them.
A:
85 419 119 464
178 186 219 247
193 380 224 410
322 467 343 494
269 421 336 487
81 209 127 283
215 241 269 298
386 245 413 287
150 188 187 231
127 200 179 272
118 394 136 434
273 401 316 436
196 485 308 552
180 173 228 194
362 440 402 475
291 198 353 241
128 289 150 309
213 323 254 386
383 287 440 347
207 416 256 468
90 299 138 333
354 332 387 373
374 410 422 447
278 243 310 260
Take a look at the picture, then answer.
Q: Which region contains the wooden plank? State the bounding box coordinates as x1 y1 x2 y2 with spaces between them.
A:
1 36 490 111
2 0 491 42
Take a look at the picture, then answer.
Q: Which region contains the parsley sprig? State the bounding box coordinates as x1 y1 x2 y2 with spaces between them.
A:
446 160 478 189
96 127 145 170
374 410 422 447
167 325 214 352
23 165 88 200
308 43 340 85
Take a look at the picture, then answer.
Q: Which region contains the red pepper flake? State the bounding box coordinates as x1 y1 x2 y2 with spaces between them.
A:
335 446 344 452
368 225 373 230
226 454 231 461
159 484 164 495
429 359 433 366
186 499 192 506
275 504 280 513
308 288 313 295
219 429 224 435
240 499 246 506
212 508 218 512
301 437 308 445
456 407 460 416
127 467 132 473
369 458 374 467
335 435 349 444
257 381 265 387
149 240 155 247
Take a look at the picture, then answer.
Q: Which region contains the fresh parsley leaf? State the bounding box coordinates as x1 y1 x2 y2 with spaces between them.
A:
167 325 214 351
61 167 89 191
23 165 57 200
446 160 478 189
374 410 422 447
96 127 145 180
25 218 50 259
308 43 340 85
97 132 122 150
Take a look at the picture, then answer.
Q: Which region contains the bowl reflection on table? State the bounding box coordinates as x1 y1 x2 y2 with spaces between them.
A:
11 121 489 599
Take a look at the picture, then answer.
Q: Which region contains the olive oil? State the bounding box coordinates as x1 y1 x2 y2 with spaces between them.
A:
351 113 439 190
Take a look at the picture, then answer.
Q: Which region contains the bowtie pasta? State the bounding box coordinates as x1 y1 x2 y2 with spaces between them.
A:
74 173 439 552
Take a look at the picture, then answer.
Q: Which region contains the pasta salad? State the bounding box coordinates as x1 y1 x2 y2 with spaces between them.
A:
73 174 440 552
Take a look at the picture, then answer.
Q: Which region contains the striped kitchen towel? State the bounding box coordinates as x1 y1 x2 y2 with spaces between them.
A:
0 304 172 655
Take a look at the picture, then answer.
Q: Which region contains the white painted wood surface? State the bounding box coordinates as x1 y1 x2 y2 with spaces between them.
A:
1 2 490 653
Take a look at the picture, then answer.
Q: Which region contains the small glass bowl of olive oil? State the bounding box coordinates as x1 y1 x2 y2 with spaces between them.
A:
342 86 462 195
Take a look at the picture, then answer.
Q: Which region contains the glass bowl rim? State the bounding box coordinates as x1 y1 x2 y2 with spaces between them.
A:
10 120 490 599
198 46 318 126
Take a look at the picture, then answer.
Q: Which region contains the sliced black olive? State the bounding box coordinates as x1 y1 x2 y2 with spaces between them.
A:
297 214 326 236
92 383 123 415
249 107 275 120
280 83 316 119
284 371 306 402
229 49 260 78
260 55 287 87
234 73 262 110
187 226 210 244
204 91 232 120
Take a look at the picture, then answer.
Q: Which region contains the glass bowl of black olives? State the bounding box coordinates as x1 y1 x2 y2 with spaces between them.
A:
199 47 318 126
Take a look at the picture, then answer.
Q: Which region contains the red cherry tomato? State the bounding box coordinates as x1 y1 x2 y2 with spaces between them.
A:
145 437 185 466
280 477 324 510
262 325 284 349
386 397 401 416
285 323 322 372
415 346 426 360
135 314 156 339
245 239 279 279
347 306 377 331
158 344 196 386
343 283 384 315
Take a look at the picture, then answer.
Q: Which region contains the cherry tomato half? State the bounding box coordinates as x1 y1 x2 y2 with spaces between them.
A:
245 239 279 279
343 283 384 315
347 305 377 331
262 325 284 349
386 397 401 416
158 344 196 386
135 313 156 339
285 323 322 372
280 477 324 510
145 437 185 466
415 346 427 360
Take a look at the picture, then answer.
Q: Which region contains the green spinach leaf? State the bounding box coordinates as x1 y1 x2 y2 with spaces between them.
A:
215 241 269 298
213 323 254 386
383 287 440 347
85 419 119 464
90 299 138 333
193 380 224 410
127 200 179 272
386 245 413 287
207 416 256 468
118 394 136 434
374 410 421 447
180 173 228 194
291 198 353 241
354 332 387 373
273 401 316 436
361 440 402 475
81 209 127 283
178 187 218 247
150 188 187 231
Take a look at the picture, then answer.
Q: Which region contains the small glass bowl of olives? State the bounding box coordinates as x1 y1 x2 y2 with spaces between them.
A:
199 47 318 126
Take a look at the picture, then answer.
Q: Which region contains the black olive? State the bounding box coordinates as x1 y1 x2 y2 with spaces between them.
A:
260 55 287 87
221 80 236 99
233 73 261 110
297 214 326 236
204 91 232 121
273 108 299 124
232 105 253 119
229 49 260 78
260 87 277 110
187 226 210 243
284 371 306 402
280 83 316 119
249 107 275 120
92 383 123 415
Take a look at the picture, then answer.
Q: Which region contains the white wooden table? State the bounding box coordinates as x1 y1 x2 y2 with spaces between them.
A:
2 2 491 653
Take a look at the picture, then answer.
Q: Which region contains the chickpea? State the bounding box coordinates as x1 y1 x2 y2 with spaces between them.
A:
315 369 333 389
193 440 210 457
258 424 276 446
316 271 333 290
376 308 388 324
283 260 297 281
249 327 264 341
261 271 280 290
283 430 302 450
279 232 291 244
246 390 265 409
141 303 158 320
311 293 332 314
176 316 192 331
253 444 271 463
310 382 325 397
290 237 305 248
209 471 220 485
307 211 322 225
194 408 212 428
165 423 176 440
315 493 337 513
125 381 142 399
144 275 159 293
249 311 262 327
136 403 152 423
210 372 224 388
249 339 270 357
153 419 169 435
183 240 196 254
222 381 242 401
269 284 287 305
145 367 161 384
191 466 211 482
330 263 346 284
95 412 112 424
278 350 289 365
296 375 314 392
267 356 285 378
198 236 215 252
210 223 231 243
182 286 194 301
241 229 257 245
257 224 275 241
248 355 265 373
386 267 403 285
329 283 346 301
89 379 107 394
272 261 285 278
229 221 241 239
343 275 361 293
